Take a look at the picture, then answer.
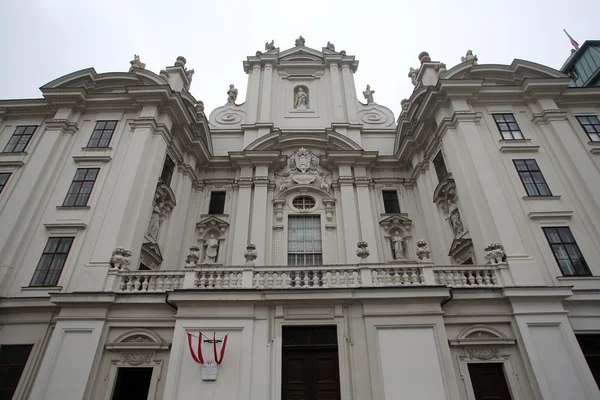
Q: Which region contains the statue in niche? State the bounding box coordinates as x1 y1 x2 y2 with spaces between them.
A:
295 36 306 47
265 40 276 51
148 195 163 240
227 84 238 104
204 234 219 263
294 87 308 109
445 197 464 237
391 233 406 260
363 84 375 104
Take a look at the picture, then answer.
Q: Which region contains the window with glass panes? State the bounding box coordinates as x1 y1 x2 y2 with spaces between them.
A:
0 344 33 399
288 215 322 266
208 191 226 214
30 237 74 286
3 125 37 153
576 116 600 142
0 173 10 194
87 121 117 148
543 227 591 276
493 114 524 140
382 190 400 213
513 159 552 196
63 168 99 206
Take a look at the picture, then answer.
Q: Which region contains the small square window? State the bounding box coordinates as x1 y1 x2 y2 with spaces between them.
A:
30 237 74 286
208 191 226 214
513 159 552 196
0 172 11 194
382 190 400 214
493 114 524 140
2 125 37 153
63 168 99 207
543 227 591 276
576 115 600 142
87 120 118 148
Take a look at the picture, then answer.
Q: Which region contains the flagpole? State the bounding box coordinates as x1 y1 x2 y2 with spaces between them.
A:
563 29 580 50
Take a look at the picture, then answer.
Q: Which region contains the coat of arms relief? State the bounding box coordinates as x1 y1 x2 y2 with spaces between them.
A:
275 148 332 192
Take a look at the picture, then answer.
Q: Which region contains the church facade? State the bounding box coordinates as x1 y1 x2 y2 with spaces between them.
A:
1 38 600 400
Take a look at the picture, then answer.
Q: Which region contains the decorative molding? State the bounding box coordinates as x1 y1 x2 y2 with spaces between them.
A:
121 352 154 365
527 210 573 220
72 155 112 163
106 329 170 351
499 145 540 153
521 195 561 201
44 223 87 231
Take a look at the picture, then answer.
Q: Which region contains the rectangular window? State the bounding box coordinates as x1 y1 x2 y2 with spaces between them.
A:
63 168 99 207
30 237 74 287
208 191 226 214
0 344 33 399
493 114 524 140
160 155 175 186
87 120 117 148
543 227 591 276
576 116 600 142
513 159 552 196
576 334 600 389
288 215 322 266
0 173 11 194
433 151 449 183
382 190 400 214
3 125 37 153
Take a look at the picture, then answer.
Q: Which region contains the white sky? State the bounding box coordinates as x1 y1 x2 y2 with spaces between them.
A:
1 0 599 117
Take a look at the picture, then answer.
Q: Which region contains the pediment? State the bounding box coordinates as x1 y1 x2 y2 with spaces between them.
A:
379 214 413 234
41 68 167 91
141 242 163 263
196 215 230 235
279 46 325 61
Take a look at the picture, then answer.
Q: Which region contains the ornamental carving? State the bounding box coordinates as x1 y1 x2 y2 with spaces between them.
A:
467 347 500 360
274 148 332 192
121 352 154 365
147 183 176 242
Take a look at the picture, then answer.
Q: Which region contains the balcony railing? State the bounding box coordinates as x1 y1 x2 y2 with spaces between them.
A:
104 262 512 293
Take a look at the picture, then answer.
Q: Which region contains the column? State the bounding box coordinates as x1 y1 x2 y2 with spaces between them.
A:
231 166 253 265
338 165 360 263
354 167 379 262
249 164 269 266
259 64 273 122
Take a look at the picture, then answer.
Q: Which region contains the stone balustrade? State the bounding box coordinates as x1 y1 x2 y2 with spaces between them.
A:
104 263 511 293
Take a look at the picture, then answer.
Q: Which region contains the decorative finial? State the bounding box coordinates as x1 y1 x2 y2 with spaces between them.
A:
109 247 132 270
418 51 431 64
461 50 478 64
244 244 257 267
295 36 306 47
174 56 187 68
356 241 370 262
484 242 506 264
416 240 431 261
129 54 146 72
226 84 238 105
185 246 201 267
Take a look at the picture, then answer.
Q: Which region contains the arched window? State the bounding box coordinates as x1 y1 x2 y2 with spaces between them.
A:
292 196 316 210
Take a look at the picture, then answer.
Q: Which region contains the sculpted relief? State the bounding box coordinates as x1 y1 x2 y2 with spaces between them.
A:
275 148 332 192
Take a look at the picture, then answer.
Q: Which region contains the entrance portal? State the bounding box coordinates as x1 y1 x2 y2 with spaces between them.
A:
111 367 153 400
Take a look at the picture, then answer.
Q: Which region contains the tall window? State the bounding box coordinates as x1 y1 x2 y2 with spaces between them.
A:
0 173 10 194
543 227 591 276
513 159 552 196
288 215 322 266
493 114 524 140
382 190 400 214
30 237 74 287
576 334 600 389
3 126 37 153
576 116 600 142
433 151 449 183
63 168 99 207
0 344 33 399
87 120 117 148
160 155 175 186
208 191 226 214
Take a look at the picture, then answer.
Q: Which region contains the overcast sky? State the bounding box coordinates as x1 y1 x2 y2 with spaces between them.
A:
1 0 598 118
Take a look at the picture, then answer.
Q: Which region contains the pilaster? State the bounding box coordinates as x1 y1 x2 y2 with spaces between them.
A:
250 164 270 265
329 63 344 121
338 165 360 262
354 170 379 262
231 167 254 265
259 64 273 122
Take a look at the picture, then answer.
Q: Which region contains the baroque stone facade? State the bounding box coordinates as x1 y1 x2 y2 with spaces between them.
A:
0 41 600 400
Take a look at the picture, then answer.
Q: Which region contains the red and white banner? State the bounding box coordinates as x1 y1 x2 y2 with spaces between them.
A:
187 332 229 365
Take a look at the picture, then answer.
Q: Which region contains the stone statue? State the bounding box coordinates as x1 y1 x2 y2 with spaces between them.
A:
204 234 219 263
340 50 346 56
446 197 464 236
418 51 431 64
391 234 405 260
326 41 335 51
129 54 146 72
295 36 306 47
227 84 238 104
256 51 263 56
186 68 195 83
295 87 308 109
461 50 478 64
435 63 447 76
401 99 410 111
265 40 276 51
363 84 375 104
175 56 187 68
408 67 419 86
148 196 163 240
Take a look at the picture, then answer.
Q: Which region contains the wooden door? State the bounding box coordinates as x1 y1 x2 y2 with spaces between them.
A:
282 349 340 400
468 363 512 400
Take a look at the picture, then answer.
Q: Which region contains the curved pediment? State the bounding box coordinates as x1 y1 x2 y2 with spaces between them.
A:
41 67 168 92
444 59 568 83
244 130 363 152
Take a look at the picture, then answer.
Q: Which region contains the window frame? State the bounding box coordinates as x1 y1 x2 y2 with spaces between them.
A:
543 227 591 277
382 190 401 214
2 125 37 153
62 168 100 207
30 237 75 287
160 155 175 186
493 114 524 140
208 191 226 214
287 215 323 266
0 344 33 399
513 159 552 197
0 172 11 194
576 115 600 142
433 151 449 183
86 120 118 148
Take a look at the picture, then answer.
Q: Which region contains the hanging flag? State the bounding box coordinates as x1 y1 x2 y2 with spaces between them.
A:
563 29 580 50
187 332 205 364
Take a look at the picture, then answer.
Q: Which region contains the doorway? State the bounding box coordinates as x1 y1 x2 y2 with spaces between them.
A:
111 367 153 400
468 363 512 400
281 326 341 400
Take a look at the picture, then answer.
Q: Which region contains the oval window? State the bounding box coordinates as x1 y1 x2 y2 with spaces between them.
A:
292 196 316 210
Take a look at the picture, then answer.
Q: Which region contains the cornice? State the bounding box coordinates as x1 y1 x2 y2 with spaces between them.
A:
531 109 568 125
129 118 173 143
45 119 79 134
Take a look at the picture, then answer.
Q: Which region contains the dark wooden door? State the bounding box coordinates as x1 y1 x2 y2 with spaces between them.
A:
468 363 512 400
282 349 340 400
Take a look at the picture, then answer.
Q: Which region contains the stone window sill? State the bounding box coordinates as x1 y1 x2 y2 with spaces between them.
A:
21 286 63 292
522 195 561 201
56 205 91 210
499 139 531 144
81 146 113 151
557 276 597 280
